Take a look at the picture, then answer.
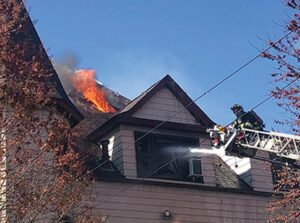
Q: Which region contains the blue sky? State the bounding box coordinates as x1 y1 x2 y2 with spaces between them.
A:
26 0 293 132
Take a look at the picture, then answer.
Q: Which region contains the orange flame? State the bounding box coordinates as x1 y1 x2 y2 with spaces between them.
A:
72 69 116 113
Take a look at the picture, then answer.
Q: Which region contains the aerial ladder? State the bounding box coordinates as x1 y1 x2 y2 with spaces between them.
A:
209 125 300 167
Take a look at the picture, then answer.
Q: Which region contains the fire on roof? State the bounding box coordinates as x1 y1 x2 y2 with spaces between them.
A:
72 69 116 113
68 69 130 115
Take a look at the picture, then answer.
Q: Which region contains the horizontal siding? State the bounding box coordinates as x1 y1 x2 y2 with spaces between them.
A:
101 215 263 223
103 127 138 177
120 127 137 178
119 125 217 187
105 129 125 174
133 87 198 124
92 185 268 204
201 156 216 186
251 151 273 192
90 181 269 223
97 207 264 223
104 124 274 194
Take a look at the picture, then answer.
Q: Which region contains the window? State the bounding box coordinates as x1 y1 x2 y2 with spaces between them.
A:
135 132 203 183
188 158 202 177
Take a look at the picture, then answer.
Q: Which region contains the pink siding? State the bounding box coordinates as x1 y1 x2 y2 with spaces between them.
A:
200 153 216 186
133 87 198 125
119 126 137 178
251 151 273 192
106 126 137 177
107 128 125 174
90 181 270 223
105 125 217 186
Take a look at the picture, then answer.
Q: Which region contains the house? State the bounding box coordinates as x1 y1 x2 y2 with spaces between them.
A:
2 3 277 222
0 3 85 222
78 75 275 223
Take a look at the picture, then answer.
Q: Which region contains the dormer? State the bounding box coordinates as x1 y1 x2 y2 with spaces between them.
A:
88 75 231 187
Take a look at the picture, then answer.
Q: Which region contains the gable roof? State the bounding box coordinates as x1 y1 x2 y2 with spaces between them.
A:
17 4 83 125
120 75 214 125
88 75 214 141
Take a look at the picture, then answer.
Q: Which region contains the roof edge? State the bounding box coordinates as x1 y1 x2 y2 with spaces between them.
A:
23 4 83 125
87 116 208 141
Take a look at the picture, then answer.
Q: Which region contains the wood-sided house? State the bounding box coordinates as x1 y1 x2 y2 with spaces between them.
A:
5 6 277 222
82 75 275 223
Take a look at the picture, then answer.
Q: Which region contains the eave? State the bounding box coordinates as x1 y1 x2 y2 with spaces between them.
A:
88 115 208 142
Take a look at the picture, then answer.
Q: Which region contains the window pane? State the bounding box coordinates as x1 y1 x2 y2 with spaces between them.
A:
135 132 203 183
192 159 202 175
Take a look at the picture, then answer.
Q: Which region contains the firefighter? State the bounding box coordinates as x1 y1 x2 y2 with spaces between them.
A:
231 104 264 130
228 104 265 158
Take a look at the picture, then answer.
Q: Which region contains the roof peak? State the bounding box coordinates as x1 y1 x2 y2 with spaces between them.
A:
88 74 215 141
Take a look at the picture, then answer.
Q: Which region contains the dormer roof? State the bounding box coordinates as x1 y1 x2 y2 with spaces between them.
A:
88 75 214 141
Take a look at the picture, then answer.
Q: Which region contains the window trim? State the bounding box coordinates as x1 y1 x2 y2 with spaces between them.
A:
188 157 203 177
134 131 204 183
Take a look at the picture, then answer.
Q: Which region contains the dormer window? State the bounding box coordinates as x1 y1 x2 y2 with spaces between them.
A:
135 132 204 183
188 158 203 178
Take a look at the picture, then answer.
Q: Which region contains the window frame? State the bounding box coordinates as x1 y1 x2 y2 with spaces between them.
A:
134 131 204 183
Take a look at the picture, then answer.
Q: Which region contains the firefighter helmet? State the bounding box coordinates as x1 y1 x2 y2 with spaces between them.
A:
231 104 243 113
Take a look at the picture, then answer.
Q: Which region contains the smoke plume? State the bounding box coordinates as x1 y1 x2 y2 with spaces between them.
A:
53 53 80 93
